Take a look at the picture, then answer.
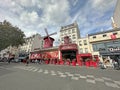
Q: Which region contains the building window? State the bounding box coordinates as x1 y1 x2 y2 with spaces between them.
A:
79 48 83 53
72 35 76 39
85 48 88 53
83 40 87 45
72 28 76 33
93 36 96 38
79 41 82 46
92 43 106 51
61 37 64 41
68 30 71 34
113 32 117 35
103 34 107 37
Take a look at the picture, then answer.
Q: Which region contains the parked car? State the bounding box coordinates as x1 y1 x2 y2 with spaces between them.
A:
11 58 21 63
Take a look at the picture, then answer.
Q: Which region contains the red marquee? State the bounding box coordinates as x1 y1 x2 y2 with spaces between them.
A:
30 51 58 59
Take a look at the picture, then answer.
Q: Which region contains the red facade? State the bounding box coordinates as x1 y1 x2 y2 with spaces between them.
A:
30 51 58 60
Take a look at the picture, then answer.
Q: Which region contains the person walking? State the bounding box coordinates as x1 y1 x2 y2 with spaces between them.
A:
26 56 29 66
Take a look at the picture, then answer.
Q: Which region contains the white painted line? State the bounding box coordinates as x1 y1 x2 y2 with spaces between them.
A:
32 68 38 72
80 75 87 79
65 72 70 74
60 75 66 77
87 75 94 78
114 81 120 85
86 79 96 84
38 69 43 73
67 74 73 77
44 71 49 74
28 67 36 71
105 82 120 88
95 78 104 82
71 77 79 80
102 77 112 81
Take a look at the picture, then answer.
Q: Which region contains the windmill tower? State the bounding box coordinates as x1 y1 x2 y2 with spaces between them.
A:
43 28 57 48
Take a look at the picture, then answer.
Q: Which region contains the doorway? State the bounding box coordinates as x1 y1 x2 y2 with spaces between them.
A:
61 50 76 62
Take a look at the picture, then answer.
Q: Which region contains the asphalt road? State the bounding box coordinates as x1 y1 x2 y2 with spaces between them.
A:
0 62 120 90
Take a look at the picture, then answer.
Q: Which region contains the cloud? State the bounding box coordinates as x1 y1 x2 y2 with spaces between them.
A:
20 11 39 24
0 0 117 44
72 0 117 37
38 0 71 26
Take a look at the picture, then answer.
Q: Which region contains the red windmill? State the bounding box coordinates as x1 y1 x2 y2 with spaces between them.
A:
43 28 57 48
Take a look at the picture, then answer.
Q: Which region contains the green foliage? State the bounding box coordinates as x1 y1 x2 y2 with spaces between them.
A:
0 20 25 51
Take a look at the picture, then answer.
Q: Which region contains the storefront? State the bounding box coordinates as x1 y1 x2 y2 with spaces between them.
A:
30 47 58 60
59 44 78 62
92 40 120 65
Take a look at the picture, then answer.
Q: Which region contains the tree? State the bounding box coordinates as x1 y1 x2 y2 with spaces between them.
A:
0 20 25 51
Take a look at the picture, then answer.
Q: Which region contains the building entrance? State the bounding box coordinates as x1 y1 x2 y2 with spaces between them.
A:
61 50 76 61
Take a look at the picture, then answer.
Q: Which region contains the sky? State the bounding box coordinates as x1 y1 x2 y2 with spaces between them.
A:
0 0 117 45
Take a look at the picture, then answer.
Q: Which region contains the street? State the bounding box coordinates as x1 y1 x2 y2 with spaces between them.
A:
0 62 120 90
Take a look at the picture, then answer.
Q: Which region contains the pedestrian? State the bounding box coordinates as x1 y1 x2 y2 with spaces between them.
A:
26 56 29 66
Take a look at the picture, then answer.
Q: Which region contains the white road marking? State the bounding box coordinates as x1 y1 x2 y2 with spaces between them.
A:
67 74 73 77
86 79 96 84
71 77 79 80
105 82 120 88
60 74 66 77
95 78 104 82
87 75 94 78
114 80 120 85
38 69 43 73
80 75 87 79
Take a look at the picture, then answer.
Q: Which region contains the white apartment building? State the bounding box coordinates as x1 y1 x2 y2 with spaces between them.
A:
0 46 18 58
19 34 43 54
77 37 91 54
59 22 80 44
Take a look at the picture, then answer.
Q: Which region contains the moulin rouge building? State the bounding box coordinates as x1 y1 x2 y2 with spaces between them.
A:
30 22 120 66
30 22 94 65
